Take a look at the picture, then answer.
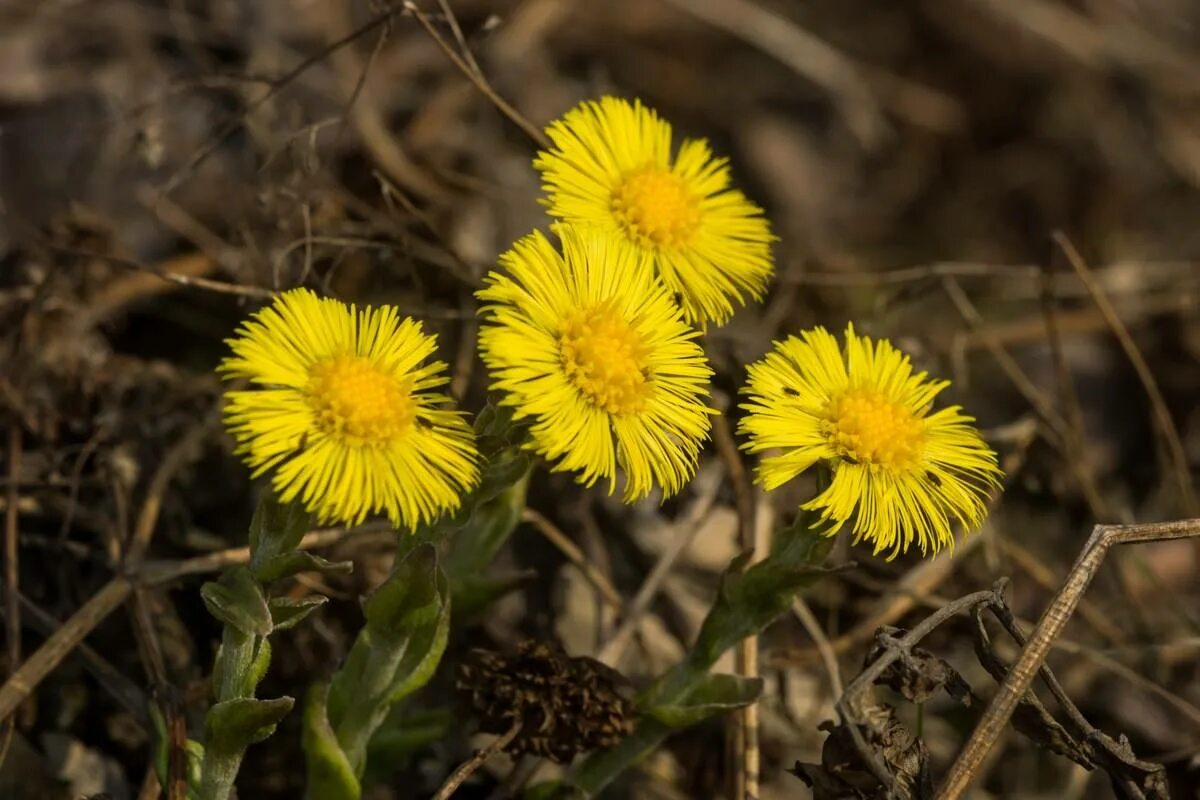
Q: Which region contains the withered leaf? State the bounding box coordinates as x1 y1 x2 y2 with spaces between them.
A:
867 626 974 706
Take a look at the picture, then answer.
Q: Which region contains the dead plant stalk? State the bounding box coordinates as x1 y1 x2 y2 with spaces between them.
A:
936 518 1200 799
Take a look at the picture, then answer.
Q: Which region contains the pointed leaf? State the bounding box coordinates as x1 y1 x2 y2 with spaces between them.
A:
645 673 763 728
270 595 328 632
361 544 442 638
689 522 834 670
442 470 529 583
201 567 272 636
325 544 451 775
253 551 353 583
248 492 313 568
206 696 294 752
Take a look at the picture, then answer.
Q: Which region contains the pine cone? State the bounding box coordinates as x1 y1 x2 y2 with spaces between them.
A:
456 640 635 763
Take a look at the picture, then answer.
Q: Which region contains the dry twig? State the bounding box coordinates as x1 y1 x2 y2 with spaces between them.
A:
713 414 760 800
595 468 722 666
521 508 623 613
1053 233 1197 515
0 426 21 767
937 518 1200 799
433 719 523 800
404 1 550 148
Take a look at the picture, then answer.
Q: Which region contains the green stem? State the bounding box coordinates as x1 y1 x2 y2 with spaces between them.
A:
331 640 406 773
551 519 833 798
198 627 258 800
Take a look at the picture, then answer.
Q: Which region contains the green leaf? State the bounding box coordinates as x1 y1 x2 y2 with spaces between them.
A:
270 595 328 631
361 544 442 637
688 522 832 671
325 544 451 775
253 551 354 583
471 450 532 506
451 571 534 620
442 469 529 585
554 515 837 798
248 491 313 568
644 673 763 728
201 567 272 636
206 696 294 752
247 637 273 691
303 683 361 800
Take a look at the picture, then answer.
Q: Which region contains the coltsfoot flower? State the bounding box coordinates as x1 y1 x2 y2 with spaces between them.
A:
477 225 713 501
220 288 479 530
534 96 774 326
739 325 1002 558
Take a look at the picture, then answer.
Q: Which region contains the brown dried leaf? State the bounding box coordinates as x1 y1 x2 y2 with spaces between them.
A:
790 704 933 800
867 626 974 706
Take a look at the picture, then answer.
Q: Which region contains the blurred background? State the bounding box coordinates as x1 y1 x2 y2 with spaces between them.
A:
1 0 1198 797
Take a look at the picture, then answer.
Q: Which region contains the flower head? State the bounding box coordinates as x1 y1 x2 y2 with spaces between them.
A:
477 225 713 501
534 96 774 326
739 325 1002 558
220 288 479 530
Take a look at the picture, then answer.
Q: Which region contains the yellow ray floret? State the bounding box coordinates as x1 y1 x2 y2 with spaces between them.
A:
477 225 714 501
220 288 479 530
534 96 774 326
739 325 1002 558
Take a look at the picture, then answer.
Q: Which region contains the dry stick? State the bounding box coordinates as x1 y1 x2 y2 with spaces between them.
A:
838 584 1009 792
54 247 273 300
768 531 986 668
1053 233 1198 515
826 568 1200 728
657 0 962 139
433 719 523 800
995 538 1125 647
713 415 759 800
16 593 148 723
787 262 1041 286
936 518 1200 800
791 597 843 697
140 524 388 586
403 1 551 149
322 3 448 203
595 473 722 666
434 0 482 75
941 276 1113 516
0 426 22 767
126 416 218 569
520 509 623 612
129 587 188 800
941 277 1071 446
80 251 218 329
0 575 134 721
1038 261 1115 521
0 522 382 722
0 417 214 742
159 5 408 196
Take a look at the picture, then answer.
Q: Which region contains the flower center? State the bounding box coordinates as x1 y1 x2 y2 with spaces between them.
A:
828 389 925 470
560 302 651 415
308 356 414 444
610 165 700 249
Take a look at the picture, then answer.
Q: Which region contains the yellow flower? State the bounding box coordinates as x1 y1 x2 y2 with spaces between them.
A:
533 96 774 326
477 225 713 500
739 325 1002 558
220 288 479 530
